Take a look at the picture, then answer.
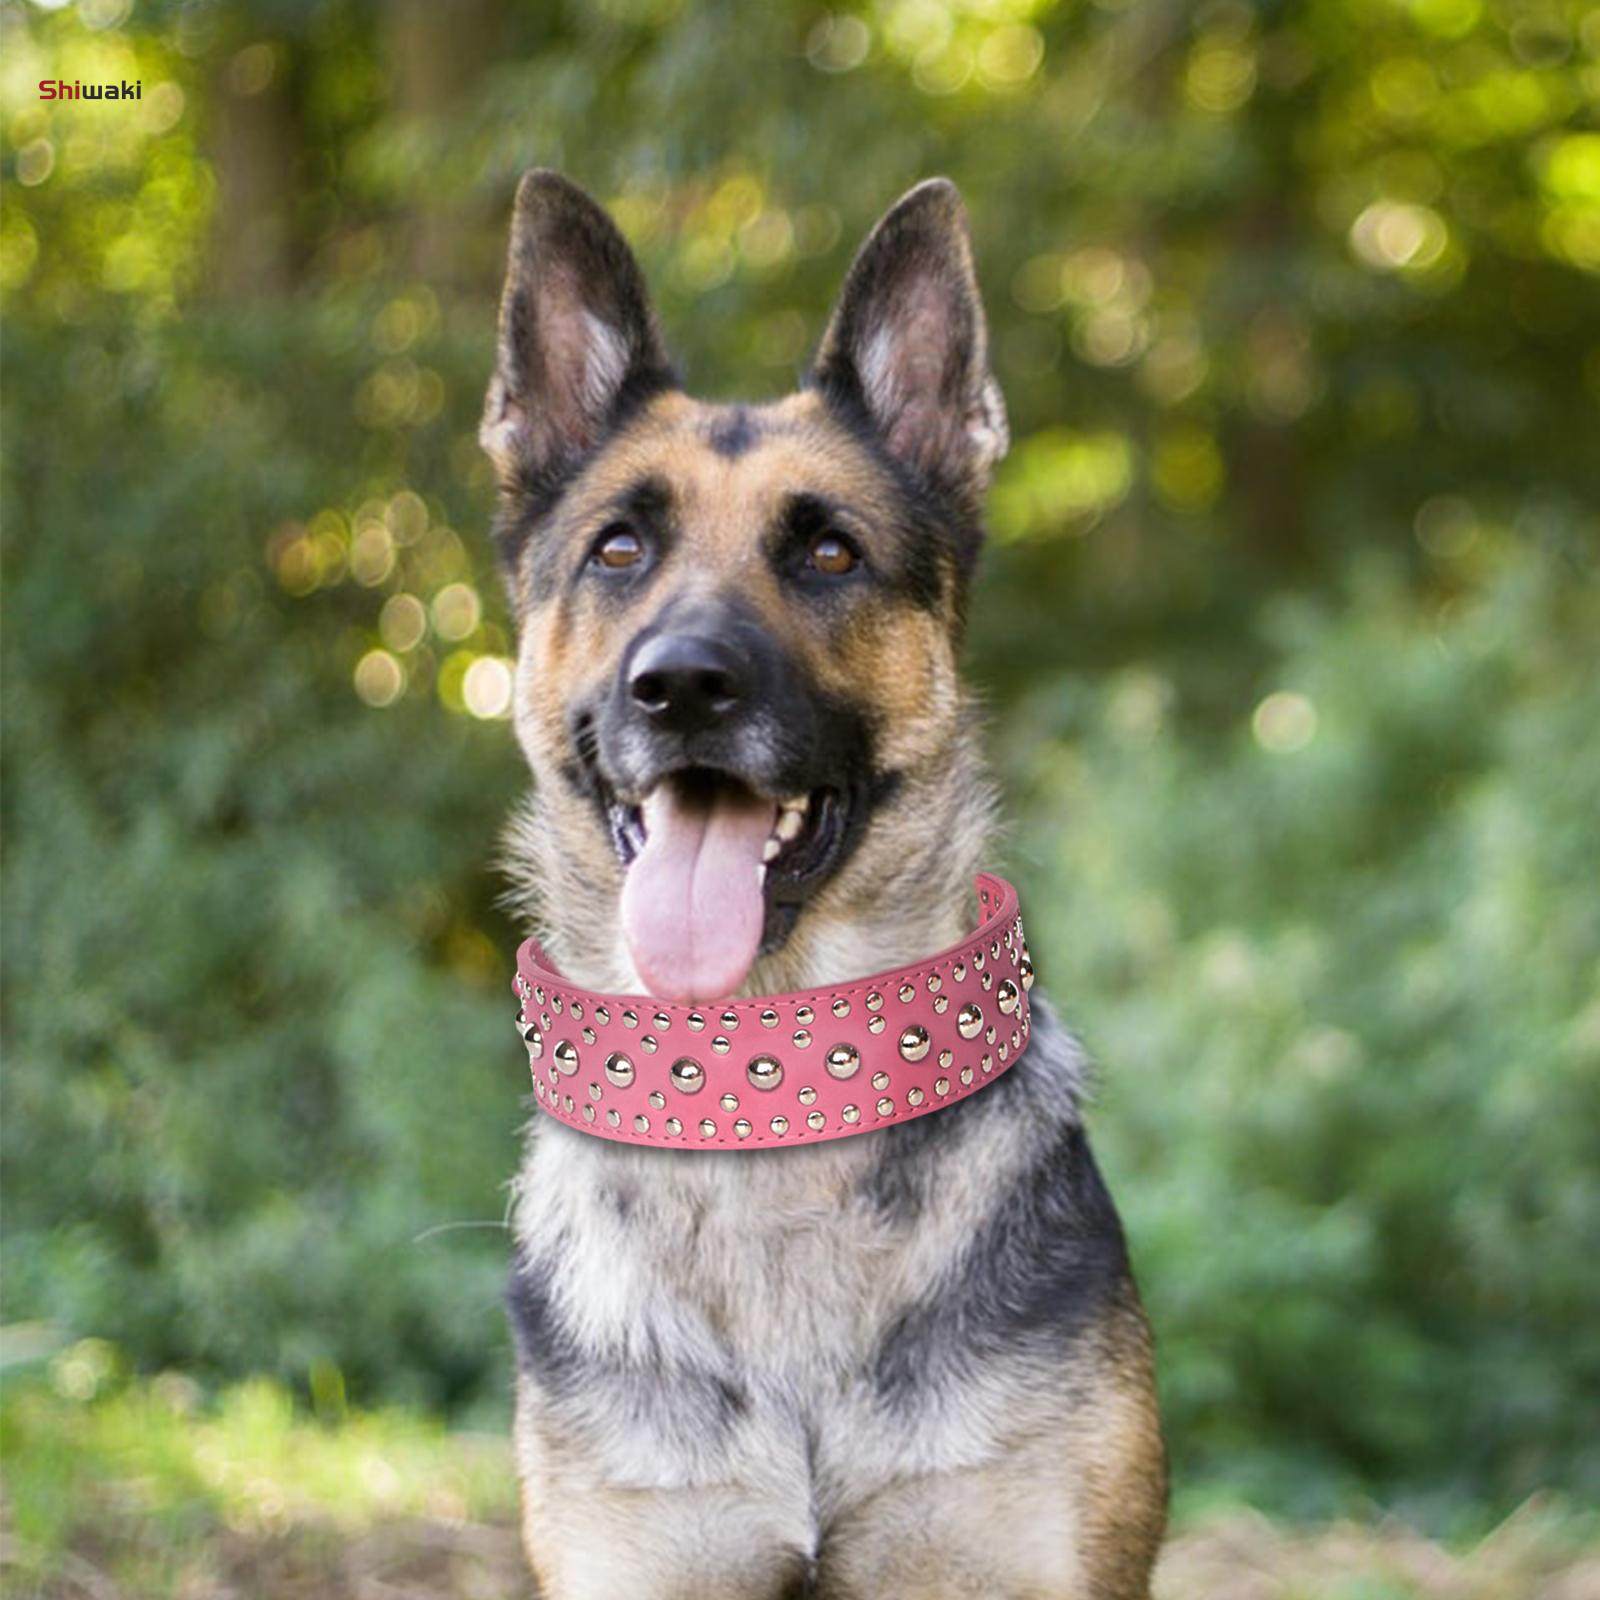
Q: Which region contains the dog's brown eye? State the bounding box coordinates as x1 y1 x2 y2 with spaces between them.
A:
594 526 643 569
807 533 858 576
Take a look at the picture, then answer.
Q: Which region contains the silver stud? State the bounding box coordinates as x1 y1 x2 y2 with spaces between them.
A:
562 1093 574 1113
982 1052 994 1073
807 1110 825 1132
686 1011 706 1032
595 1005 610 1026
746 1055 783 1092
517 1015 540 1041
670 1057 705 1095
998 1041 1010 1061
711 1035 731 1055
981 971 994 992
770 1115 790 1135
832 997 851 1018
957 1003 983 1039
606 1108 621 1127
898 982 915 1004
938 1048 953 1069
582 1026 597 1045
523 1029 544 1060
996 979 1020 1016
533 984 545 1004
551 994 564 1014
514 976 529 997
973 950 985 971
985 1025 997 1045
1019 957 1035 990
648 1090 666 1109
721 1009 740 1032
933 995 949 1015
926 973 942 994
797 1085 817 1106
907 1086 925 1107
604 1052 635 1088
876 1096 894 1116
641 1034 659 1053
934 1076 950 1096
952 960 966 981
795 1004 814 1025
871 1070 891 1092
665 1116 682 1136
759 1008 779 1029
588 1082 602 1101
570 1000 584 1021
720 1091 741 1112
553 1040 579 1076
898 1025 930 1062
633 1114 650 1133
867 1015 886 1035
991 940 1002 959
825 1043 861 1080
699 1118 717 1139
1012 1030 1021 1050
653 1011 671 1031
960 1066 974 1085
842 1104 861 1124
582 1104 596 1123
621 1008 638 1028
865 991 883 1012
539 1011 552 1030
792 1028 812 1049
734 1118 752 1139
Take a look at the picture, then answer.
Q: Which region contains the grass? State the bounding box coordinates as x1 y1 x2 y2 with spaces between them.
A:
2 1349 1596 1599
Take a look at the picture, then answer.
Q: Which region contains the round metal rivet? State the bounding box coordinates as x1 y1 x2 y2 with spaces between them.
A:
871 1071 890 1092
582 1027 596 1045
832 997 851 1018
641 1034 659 1053
687 1011 706 1031
935 1077 950 1096
523 1029 544 1060
867 1016 885 1035
897 983 915 1004
933 995 949 1015
952 961 966 981
570 1000 584 1020
648 1090 665 1109
588 1081 602 1101
770 1115 790 1135
807 1110 825 1132
898 1026 930 1063
759 1008 779 1029
670 1057 705 1095
534 985 545 1004
938 1048 953 1069
997 979 1020 1016
665 1116 682 1136
842 1104 861 1123
604 1052 635 1089
982 1052 994 1073
1012 1030 1021 1050
595 1005 610 1026
622 1009 638 1028
699 1118 717 1139
926 973 942 993
795 1004 814 1025
957 1003 983 1040
876 1096 894 1116
960 1066 974 1085
652 1011 670 1031
981 972 994 992
721 1009 740 1031
746 1055 783 1092
973 951 985 971
734 1118 752 1139
712 1035 731 1055
551 995 564 1014
562 1093 574 1113
985 1025 997 1044
792 1028 812 1049
797 1085 817 1106
633 1114 650 1133
606 1108 621 1127
720 1091 741 1112
991 940 1002 959
998 1042 1010 1062
553 1040 580 1076
865 991 883 1012
825 1043 861 1080
582 1104 596 1122
907 1087 925 1107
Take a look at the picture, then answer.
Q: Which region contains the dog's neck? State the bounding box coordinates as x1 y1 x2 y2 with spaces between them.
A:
507 721 996 1000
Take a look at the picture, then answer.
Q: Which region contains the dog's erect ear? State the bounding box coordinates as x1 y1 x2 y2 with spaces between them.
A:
811 179 1008 501
481 171 675 489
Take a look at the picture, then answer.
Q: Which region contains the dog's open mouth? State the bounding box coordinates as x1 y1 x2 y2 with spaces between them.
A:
602 769 847 1001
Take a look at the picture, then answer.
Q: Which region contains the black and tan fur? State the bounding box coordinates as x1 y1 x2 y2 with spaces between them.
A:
481 171 1166 1598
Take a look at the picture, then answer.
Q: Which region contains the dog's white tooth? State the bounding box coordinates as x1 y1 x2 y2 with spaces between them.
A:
756 862 767 888
762 836 782 862
775 808 804 843
780 794 810 813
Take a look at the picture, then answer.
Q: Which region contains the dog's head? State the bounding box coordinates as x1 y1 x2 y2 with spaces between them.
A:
483 173 1007 1001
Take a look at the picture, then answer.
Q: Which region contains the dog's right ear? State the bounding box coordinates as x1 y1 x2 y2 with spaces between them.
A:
480 171 675 493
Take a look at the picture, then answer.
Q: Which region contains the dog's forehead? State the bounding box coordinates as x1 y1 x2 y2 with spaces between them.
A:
566 390 895 541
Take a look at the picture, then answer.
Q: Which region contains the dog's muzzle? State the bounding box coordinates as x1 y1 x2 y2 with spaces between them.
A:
511 873 1034 1149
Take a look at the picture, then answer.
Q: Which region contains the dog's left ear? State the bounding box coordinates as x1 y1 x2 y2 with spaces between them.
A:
811 178 1008 502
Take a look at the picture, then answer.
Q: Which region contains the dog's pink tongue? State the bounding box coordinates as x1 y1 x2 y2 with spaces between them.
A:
620 783 776 1001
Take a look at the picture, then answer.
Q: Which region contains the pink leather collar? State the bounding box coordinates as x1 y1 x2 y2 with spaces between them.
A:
513 873 1033 1149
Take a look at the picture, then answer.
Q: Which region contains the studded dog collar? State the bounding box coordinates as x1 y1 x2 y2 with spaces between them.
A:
512 873 1034 1149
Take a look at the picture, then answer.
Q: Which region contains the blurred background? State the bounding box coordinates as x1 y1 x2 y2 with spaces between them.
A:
2 0 1597 1594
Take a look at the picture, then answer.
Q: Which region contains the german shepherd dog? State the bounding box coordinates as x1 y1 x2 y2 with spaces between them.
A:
481 172 1166 1599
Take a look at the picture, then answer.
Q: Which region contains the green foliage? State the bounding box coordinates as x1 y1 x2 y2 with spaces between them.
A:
3 0 1599 1525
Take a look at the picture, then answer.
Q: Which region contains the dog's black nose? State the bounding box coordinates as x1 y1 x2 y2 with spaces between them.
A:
628 632 748 733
